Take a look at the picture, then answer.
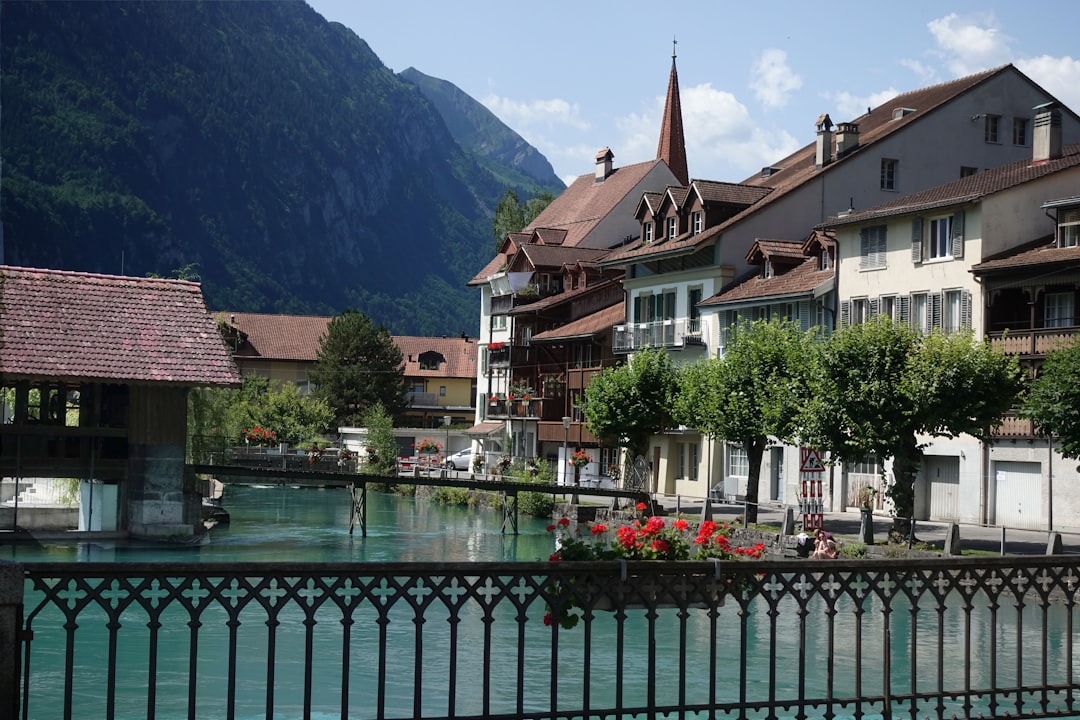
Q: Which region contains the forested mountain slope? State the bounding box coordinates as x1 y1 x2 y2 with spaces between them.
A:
0 0 561 334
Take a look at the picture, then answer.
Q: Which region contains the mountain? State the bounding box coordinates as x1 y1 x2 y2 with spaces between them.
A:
399 67 563 192
0 0 563 335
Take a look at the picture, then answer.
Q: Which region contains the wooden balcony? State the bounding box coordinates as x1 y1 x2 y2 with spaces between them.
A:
989 413 1036 439
537 420 597 445
986 327 1078 357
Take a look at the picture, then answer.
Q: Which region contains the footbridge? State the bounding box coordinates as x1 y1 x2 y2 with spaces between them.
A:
187 461 649 536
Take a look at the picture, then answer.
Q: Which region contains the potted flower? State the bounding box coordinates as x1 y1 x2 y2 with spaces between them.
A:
413 438 442 455
568 449 591 470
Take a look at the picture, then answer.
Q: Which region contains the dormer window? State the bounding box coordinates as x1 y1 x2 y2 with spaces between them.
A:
764 259 774 278
691 211 702 235
667 216 677 239
1059 208 1079 248
820 248 831 270
643 222 654 243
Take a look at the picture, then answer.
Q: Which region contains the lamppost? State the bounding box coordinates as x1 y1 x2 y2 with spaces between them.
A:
443 415 452 475
561 416 571 486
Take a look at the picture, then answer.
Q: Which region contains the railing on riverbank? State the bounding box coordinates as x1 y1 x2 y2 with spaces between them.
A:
4 556 1079 719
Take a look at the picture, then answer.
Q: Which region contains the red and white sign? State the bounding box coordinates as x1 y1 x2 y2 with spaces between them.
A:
800 447 825 473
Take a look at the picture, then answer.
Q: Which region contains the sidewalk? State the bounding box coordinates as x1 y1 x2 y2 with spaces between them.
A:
654 495 1079 556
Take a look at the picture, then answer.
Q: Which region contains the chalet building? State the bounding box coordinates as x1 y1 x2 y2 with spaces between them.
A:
469 54 689 472
822 111 1080 531
600 64 1080 501
221 313 478 427
0 267 241 538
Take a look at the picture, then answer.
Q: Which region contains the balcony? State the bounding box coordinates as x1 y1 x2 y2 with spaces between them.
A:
986 327 1078 357
487 343 533 368
485 397 542 420
613 319 705 353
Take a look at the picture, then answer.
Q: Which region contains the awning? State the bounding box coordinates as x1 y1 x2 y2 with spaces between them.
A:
464 422 504 437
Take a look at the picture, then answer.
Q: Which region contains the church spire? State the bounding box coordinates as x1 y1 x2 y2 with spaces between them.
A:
656 39 689 186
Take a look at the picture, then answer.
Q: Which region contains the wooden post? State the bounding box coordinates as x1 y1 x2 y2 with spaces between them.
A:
0 561 23 718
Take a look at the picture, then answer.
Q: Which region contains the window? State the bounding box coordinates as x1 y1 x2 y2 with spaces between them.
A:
880 159 898 190
492 315 507 331
850 454 878 476
820 247 831 270
960 166 979 178
943 290 962 332
728 445 748 478
677 443 687 479
691 211 703 235
1013 118 1028 146
1059 209 1080 248
643 222 654 243
688 287 703 328
928 215 953 259
911 293 929 334
689 443 699 481
439 385 447 397
881 295 899 321
851 298 869 325
667 216 678 239
764 258 774 278
1045 292 1075 328
984 114 1000 143
860 225 887 270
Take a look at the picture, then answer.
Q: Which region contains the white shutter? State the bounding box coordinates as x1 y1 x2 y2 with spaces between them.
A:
961 290 972 329
859 229 870 270
899 295 911 323
869 298 880 317
798 300 811 331
951 211 965 259
840 300 851 328
911 217 923 264
931 293 943 330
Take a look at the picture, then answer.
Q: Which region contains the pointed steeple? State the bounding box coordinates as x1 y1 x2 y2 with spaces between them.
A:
656 40 689 186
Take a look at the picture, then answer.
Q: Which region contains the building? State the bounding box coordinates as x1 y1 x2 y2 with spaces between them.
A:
0 267 241 537
823 109 1080 531
600 64 1080 502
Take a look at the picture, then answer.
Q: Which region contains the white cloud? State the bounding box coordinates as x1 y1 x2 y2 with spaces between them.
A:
750 49 802 109
899 59 938 86
1017 55 1080 118
480 94 591 132
926 13 1012 77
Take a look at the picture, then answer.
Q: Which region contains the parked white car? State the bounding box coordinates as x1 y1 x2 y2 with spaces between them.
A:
443 448 473 471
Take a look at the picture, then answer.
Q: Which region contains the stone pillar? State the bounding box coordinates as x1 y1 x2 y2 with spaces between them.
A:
1047 532 1064 555
944 523 962 556
126 386 195 539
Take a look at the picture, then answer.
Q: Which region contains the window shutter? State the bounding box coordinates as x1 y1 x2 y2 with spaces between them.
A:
951 211 965 259
961 290 972 329
911 217 923 264
869 298 880 317
798 300 811 331
899 295 911 323
840 300 851 328
931 293 943 330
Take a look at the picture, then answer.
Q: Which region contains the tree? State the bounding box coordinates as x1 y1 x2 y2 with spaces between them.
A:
1021 338 1080 463
801 317 1022 536
492 188 556 251
251 381 334 447
309 310 407 427
583 348 678 467
674 319 815 523
360 402 400 475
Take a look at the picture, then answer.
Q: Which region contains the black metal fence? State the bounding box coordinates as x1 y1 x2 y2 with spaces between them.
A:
5 556 1079 719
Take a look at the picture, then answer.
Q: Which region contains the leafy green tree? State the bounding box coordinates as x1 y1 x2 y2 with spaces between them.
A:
492 188 555 250
583 348 678 466
801 317 1022 535
309 310 407 427
360 402 399 475
675 319 815 522
1021 338 1080 463
251 381 334 447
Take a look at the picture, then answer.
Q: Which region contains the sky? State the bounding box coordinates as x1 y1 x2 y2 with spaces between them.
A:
305 1 1080 188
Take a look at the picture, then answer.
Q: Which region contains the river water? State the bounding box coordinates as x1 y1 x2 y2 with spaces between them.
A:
4 485 1078 719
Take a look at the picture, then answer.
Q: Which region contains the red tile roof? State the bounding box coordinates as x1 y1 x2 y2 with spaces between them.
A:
226 312 331 361
971 235 1080 274
0 266 241 386
700 258 834 307
395 336 479 379
531 302 625 342
657 57 689 186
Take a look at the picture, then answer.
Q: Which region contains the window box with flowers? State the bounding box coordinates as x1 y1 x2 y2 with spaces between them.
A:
413 438 443 455
542 505 767 629
243 426 277 447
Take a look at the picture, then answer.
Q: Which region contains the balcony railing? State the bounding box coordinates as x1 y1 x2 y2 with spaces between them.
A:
986 327 1079 356
990 413 1037 439
8 557 1080 719
485 397 541 419
613 318 704 353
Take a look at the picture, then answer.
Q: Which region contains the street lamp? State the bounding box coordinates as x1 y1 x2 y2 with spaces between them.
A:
561 416 571 486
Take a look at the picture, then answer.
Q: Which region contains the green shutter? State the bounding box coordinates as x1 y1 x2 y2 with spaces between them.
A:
911 217 923 264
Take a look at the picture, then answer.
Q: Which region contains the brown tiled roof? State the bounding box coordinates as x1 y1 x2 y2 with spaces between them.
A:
0 266 241 386
700 258 834 306
531 302 625 342
508 278 621 315
395 336 479 379
750 239 806 262
607 66 1030 266
519 244 609 270
666 186 690 207
823 144 1080 226
971 235 1080 274
522 158 668 246
691 180 774 206
535 228 568 245
226 312 331 361
468 252 509 286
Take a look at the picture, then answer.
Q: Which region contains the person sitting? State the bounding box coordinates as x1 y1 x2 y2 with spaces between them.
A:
794 532 813 559
810 529 837 559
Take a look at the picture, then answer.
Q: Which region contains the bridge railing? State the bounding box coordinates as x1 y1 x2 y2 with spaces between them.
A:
5 556 1079 719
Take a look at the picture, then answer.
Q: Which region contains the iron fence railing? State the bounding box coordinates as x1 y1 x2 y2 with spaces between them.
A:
5 556 1080 720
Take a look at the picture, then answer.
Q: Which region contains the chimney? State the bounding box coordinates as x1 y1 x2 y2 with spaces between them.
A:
835 122 860 158
815 113 834 168
595 147 614 182
1033 102 1063 165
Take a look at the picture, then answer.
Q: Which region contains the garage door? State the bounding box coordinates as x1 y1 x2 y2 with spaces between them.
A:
993 461 1044 530
925 456 960 521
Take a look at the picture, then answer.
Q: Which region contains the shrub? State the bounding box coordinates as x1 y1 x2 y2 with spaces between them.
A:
838 541 866 559
430 487 475 506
